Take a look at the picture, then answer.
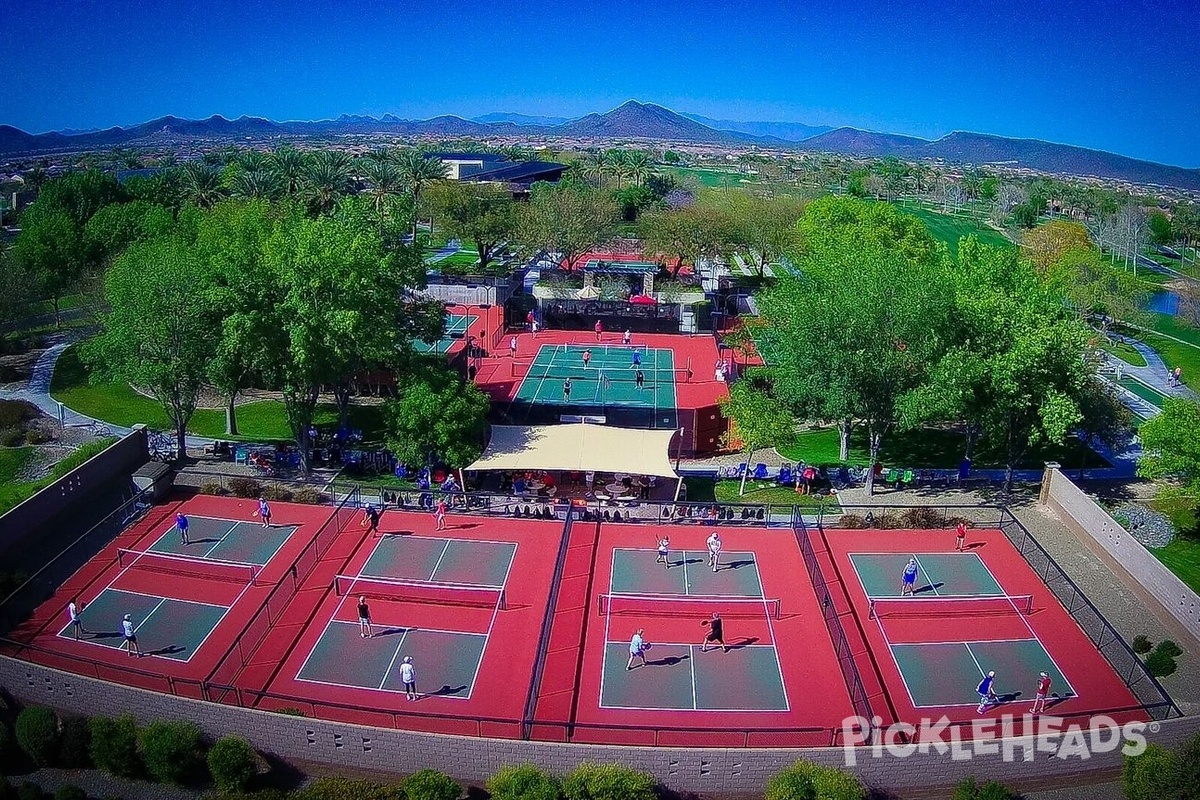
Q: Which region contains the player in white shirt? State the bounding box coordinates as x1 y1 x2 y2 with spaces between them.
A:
121 613 140 658
627 629 649 671
399 656 417 700
706 531 722 572
67 598 85 640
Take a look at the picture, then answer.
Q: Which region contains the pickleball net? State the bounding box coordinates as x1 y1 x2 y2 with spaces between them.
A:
597 593 781 619
335 574 506 610
868 594 1034 620
117 548 261 585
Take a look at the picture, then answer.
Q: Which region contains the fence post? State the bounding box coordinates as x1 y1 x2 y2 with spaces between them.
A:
1039 462 1060 505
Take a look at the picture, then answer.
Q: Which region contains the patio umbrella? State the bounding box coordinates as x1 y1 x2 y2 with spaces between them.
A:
576 285 601 300
629 294 657 305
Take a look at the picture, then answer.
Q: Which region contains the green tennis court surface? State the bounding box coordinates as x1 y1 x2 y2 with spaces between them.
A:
610 548 763 597
849 552 1003 598
361 535 516 587
890 639 1074 708
514 344 679 411
58 588 227 661
414 312 477 354
297 620 486 698
149 515 297 566
600 641 788 710
1117 376 1168 409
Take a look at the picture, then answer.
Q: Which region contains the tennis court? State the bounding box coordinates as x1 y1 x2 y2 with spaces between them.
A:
147 514 297 567
823 526 1146 725
414 312 478 354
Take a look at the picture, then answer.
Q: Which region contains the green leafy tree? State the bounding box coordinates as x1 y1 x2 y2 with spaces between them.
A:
640 204 732 277
1020 220 1093 272
207 735 258 793
138 721 204 785
181 162 226 209
1138 399 1200 496
267 146 309 197
518 183 618 271
723 193 806 277
86 235 220 454
719 378 796 495
401 769 460 800
13 209 86 326
1046 246 1151 328
762 196 953 491
300 151 354 217
384 372 490 468
1149 211 1174 246
394 149 450 238
1123 742 1180 800
427 181 518 272
83 201 175 265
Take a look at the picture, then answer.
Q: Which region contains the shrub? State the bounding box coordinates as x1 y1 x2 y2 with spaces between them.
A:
53 787 86 800
837 514 866 529
14 708 60 767
952 777 1014 800
899 507 943 529
25 429 50 445
138 720 204 785
274 708 305 717
291 487 325 505
226 478 263 498
0 430 23 448
0 777 13 800
16 784 42 800
0 400 39 430
199 482 226 496
1156 640 1184 659
56 716 90 769
1145 648 1178 677
765 759 865 800
258 485 293 502
402 769 460 800
207 735 257 793
873 512 901 530
1132 635 1153 654
298 777 403 800
563 763 656 800
1123 742 1178 800
88 715 140 778
0 720 17 772
487 764 560 800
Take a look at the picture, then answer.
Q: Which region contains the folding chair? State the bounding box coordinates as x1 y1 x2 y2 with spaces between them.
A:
753 463 769 480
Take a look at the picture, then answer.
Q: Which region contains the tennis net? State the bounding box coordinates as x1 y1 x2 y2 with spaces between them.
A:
868 594 1034 620
335 574 506 610
117 548 261 585
597 593 781 619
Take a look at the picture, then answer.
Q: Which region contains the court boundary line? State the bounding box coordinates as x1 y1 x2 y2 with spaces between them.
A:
56 590 233 664
360 536 518 589
427 540 453 581
205 521 297 566
149 516 298 568
848 551 1004 599
378 629 411 690
462 539 517 698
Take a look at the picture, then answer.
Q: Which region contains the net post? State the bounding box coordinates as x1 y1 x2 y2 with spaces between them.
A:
868 598 877 620
498 590 507 611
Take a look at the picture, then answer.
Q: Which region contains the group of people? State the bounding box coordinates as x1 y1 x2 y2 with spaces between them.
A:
1167 366 1184 387
976 669 1055 715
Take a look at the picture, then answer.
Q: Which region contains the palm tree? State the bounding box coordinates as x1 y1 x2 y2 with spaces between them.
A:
579 151 606 189
229 168 281 200
181 162 225 208
626 150 653 188
605 149 630 189
394 149 449 239
359 156 405 233
299 150 354 216
237 149 268 172
267 146 308 199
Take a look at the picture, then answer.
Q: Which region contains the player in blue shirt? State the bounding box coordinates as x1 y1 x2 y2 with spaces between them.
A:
176 513 190 545
901 558 919 596
631 349 642 368
976 671 997 713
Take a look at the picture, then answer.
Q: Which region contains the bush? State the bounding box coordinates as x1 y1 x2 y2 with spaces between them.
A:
226 478 263 498
765 759 865 800
487 764 560 800
1123 742 1178 800
273 708 305 717
563 763 656 800
0 777 13 800
138 720 204 785
297 777 403 800
292 487 325 505
53 787 86 800
1156 640 1184 659
207 736 257 793
199 482 226 496
25 429 50 445
16 784 41 800
0 400 39 430
402 769 460 800
88 715 140 778
899 507 943 529
1132 635 1153 654
0 720 17 772
14 708 60 767
56 716 90 769
1145 648 1178 677
873 512 901 530
837 514 866 529
952 777 1014 800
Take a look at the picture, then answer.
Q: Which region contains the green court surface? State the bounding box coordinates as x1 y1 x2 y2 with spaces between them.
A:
150 516 297 566
298 620 486 697
890 639 1073 708
361 536 516 588
514 344 679 411
849 552 1003 598
610 548 763 597
414 313 477 354
1117 376 1169 409
600 642 788 710
59 588 227 661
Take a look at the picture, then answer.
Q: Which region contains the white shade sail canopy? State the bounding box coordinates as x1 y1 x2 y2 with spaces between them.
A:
465 424 680 479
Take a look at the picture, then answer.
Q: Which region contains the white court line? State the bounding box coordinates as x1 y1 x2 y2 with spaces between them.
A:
460 539 518 698
873 609 923 711
379 629 411 690
689 644 698 710
910 554 940 596
426 539 453 581
681 547 691 594
758 588 791 711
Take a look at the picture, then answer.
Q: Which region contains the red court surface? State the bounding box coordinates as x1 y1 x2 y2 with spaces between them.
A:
818 526 1148 738
253 511 563 738
2 495 340 697
567 523 855 747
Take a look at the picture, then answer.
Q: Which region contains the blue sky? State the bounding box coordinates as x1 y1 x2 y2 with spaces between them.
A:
2 0 1197 167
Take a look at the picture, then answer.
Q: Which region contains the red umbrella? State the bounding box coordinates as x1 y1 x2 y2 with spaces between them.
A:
629 294 657 305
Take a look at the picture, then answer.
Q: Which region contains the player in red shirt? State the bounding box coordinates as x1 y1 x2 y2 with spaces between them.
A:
1032 671 1053 713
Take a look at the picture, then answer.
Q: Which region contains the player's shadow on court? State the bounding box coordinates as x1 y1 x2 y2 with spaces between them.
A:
86 629 124 641
451 523 482 530
371 627 408 637
380 530 417 538
426 684 468 698
674 556 705 567
725 636 760 651
183 538 222 545
144 645 187 657
964 542 986 551
648 653 690 667
995 691 1023 705
913 583 945 594
720 558 755 571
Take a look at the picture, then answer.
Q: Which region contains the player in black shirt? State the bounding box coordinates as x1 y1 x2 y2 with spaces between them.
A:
701 612 727 653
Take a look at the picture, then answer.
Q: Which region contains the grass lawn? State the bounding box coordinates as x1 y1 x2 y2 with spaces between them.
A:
683 476 841 511
896 204 1013 260
0 440 116 516
1103 340 1147 366
663 166 756 189
1140 332 1200 388
51 346 386 444
776 425 1109 470
1149 496 1200 595
435 251 481 268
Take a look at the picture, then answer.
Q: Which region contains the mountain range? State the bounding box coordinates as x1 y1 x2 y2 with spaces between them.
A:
2 100 1197 191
